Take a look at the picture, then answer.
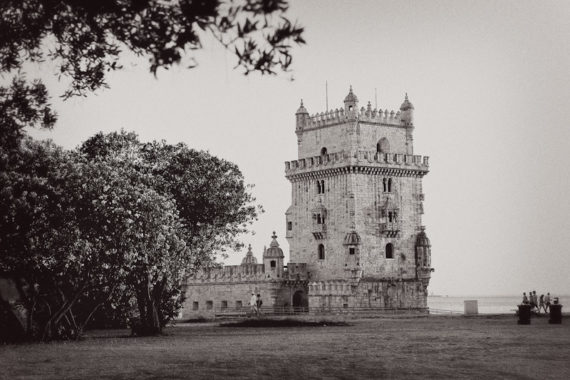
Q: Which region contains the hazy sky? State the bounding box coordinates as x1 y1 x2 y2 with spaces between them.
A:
24 0 570 296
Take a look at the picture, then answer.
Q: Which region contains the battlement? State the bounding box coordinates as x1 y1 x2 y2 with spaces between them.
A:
186 263 268 284
300 106 404 131
285 150 429 178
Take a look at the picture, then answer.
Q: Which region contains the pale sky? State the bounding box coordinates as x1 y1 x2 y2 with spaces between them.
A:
23 0 570 296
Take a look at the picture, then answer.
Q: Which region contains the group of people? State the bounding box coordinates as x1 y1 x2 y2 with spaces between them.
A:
521 291 555 314
249 292 263 317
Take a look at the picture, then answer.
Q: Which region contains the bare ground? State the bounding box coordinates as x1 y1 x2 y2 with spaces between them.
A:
1 314 569 379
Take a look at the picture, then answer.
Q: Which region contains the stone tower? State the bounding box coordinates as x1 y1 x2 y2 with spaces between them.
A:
285 87 432 308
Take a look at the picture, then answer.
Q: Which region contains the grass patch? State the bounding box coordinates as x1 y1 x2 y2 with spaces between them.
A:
220 318 350 328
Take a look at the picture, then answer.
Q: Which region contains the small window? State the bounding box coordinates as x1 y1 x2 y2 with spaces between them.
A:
386 243 394 259
206 301 213 310
236 300 242 309
270 260 276 268
349 247 356 255
383 178 387 192
317 214 322 224
318 244 325 260
321 180 325 192
321 147 328 155
221 300 228 310
377 137 390 153
388 178 392 193
287 221 293 231
192 301 199 310
317 181 322 194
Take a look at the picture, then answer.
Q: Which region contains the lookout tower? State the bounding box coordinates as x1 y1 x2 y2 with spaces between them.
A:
284 87 433 308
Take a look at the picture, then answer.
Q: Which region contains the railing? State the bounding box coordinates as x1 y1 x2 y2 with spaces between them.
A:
213 306 431 318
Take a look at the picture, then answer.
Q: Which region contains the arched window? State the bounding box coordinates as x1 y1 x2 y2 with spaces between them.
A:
270 260 276 268
317 181 322 194
388 212 393 223
318 244 325 260
388 178 392 193
377 137 390 153
321 180 325 193
383 178 387 192
317 214 322 224
321 147 328 156
386 243 394 259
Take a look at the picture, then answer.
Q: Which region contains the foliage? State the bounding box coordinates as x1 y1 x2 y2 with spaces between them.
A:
80 131 261 334
0 131 260 340
0 137 193 340
0 77 57 152
0 0 305 98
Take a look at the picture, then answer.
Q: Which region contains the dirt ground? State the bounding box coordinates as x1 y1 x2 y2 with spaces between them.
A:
2 315 570 379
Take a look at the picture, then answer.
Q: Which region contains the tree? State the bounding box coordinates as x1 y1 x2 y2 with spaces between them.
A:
0 137 192 340
80 131 261 334
0 0 305 147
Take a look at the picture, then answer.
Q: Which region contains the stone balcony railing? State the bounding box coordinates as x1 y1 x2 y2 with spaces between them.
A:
380 222 400 237
285 150 429 177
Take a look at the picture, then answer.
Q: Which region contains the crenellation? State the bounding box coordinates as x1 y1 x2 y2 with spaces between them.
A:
285 149 429 179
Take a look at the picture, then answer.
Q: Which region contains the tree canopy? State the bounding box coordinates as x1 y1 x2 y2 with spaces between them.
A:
0 132 261 340
0 0 304 97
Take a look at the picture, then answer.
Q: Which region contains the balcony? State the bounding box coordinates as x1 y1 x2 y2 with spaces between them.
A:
380 222 399 238
312 222 326 240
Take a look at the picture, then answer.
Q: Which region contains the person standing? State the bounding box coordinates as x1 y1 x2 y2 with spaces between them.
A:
545 292 551 313
522 292 529 305
256 294 263 316
250 292 257 316
539 294 545 314
529 290 537 311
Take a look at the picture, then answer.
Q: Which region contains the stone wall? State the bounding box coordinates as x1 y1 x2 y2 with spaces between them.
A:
308 279 427 309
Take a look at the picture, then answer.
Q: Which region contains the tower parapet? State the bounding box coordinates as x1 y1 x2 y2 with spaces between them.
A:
285 149 429 179
295 88 414 133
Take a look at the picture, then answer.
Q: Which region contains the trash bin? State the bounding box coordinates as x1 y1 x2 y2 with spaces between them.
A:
518 304 531 325
549 304 562 324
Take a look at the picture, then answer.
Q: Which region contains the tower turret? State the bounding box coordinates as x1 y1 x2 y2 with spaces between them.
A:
295 99 309 141
343 86 359 116
415 226 432 282
400 93 414 126
263 232 284 279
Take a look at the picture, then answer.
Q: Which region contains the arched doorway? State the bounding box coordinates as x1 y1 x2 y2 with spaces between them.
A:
292 290 308 311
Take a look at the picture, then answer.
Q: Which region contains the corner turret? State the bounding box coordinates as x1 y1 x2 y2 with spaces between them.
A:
263 232 284 279
400 93 414 126
295 99 309 142
415 226 432 281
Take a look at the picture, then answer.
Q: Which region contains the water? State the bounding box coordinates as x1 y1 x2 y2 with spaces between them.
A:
428 295 570 314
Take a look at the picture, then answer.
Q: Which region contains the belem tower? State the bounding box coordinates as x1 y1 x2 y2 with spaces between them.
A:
181 87 432 318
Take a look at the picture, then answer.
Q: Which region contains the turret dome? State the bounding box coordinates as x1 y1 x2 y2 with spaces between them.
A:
296 99 308 114
344 86 359 104
264 232 284 258
400 93 414 111
241 244 258 265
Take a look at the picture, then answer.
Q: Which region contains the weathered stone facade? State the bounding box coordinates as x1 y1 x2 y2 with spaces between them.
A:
181 87 432 318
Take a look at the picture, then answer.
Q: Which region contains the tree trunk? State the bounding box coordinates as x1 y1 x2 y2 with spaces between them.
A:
133 275 162 336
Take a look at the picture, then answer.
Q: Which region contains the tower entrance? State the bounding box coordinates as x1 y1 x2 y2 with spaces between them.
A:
292 290 308 311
